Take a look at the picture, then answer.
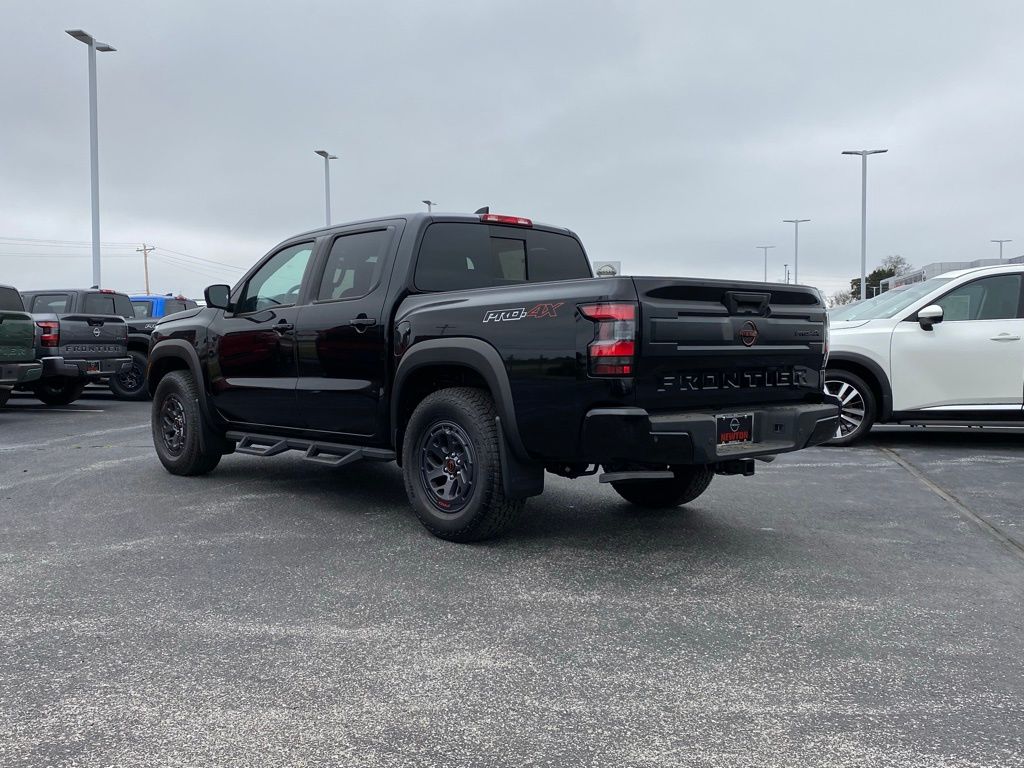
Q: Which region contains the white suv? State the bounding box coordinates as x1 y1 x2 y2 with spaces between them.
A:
826 264 1024 444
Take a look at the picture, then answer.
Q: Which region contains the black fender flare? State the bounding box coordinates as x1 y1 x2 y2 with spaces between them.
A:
147 340 215 421
827 352 893 420
392 337 529 461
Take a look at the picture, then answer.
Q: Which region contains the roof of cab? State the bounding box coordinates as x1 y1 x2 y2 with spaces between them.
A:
288 211 577 242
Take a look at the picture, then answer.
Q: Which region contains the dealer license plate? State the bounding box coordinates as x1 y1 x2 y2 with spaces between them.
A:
717 413 754 446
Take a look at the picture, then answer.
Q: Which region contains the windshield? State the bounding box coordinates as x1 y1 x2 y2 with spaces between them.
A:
830 278 952 321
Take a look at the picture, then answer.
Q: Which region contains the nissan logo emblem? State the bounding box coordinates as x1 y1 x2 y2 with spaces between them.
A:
729 417 741 432
92 327 101 337
739 320 759 347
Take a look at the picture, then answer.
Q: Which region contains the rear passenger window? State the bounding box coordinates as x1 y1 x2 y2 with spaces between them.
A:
414 223 591 292
316 229 392 301
30 294 70 313
165 300 187 315
0 287 24 311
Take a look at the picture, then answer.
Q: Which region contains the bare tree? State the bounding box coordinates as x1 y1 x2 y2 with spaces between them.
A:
827 290 857 308
880 254 913 276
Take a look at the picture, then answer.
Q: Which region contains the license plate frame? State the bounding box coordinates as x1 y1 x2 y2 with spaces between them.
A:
84 361 101 373
716 413 754 446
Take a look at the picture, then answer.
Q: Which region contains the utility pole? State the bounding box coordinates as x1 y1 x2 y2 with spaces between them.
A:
422 200 436 212
991 239 1011 262
137 243 155 294
757 245 775 282
782 218 810 284
783 263 790 284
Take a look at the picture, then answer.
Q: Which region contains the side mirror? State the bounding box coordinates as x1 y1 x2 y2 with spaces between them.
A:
204 284 232 310
917 304 943 330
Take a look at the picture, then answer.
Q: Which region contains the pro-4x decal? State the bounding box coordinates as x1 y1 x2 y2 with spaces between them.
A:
483 302 563 323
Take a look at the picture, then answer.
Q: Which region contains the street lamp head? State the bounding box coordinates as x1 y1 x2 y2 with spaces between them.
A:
842 149 888 156
783 219 810 224
66 29 95 44
314 149 336 160
66 30 115 50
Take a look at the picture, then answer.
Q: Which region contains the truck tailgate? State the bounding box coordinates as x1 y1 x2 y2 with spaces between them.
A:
0 310 36 362
57 314 128 358
633 277 827 411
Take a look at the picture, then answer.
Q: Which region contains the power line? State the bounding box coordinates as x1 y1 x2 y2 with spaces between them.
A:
0 236 138 247
153 247 244 270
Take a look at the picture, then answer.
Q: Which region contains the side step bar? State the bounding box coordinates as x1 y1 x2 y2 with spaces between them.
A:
226 431 395 469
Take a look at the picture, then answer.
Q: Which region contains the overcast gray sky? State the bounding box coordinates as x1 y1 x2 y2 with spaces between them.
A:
2 1 1022 298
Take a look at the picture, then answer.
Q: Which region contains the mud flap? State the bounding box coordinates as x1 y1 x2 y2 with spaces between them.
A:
496 416 544 499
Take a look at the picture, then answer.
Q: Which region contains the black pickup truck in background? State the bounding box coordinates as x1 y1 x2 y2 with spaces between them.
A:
147 212 839 542
20 289 132 405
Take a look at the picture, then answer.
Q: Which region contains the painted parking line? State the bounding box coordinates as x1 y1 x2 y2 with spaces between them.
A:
0 422 148 451
879 445 1024 563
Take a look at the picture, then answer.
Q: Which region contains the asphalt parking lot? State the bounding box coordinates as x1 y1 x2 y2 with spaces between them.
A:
2 391 1023 768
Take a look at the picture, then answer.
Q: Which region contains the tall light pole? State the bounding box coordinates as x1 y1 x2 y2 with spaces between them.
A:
991 239 1011 262
422 200 436 212
314 150 336 226
783 218 810 284
757 245 775 282
66 30 116 288
842 149 887 300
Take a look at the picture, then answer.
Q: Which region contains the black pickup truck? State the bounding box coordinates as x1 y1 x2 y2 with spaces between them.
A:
20 289 132 405
148 212 839 541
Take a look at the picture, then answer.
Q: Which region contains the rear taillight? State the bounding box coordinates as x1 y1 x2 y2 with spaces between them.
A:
579 302 637 376
36 320 59 348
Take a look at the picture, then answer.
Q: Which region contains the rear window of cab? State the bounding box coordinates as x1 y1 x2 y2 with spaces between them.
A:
414 222 591 292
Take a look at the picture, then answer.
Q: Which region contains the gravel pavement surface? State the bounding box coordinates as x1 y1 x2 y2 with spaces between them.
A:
2 392 1022 767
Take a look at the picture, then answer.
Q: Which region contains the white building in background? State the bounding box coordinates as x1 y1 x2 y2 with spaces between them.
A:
880 255 1024 292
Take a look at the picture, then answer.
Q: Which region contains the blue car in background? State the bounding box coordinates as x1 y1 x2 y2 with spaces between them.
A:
109 294 199 400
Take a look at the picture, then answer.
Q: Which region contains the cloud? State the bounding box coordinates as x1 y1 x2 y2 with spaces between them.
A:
1 0 1022 297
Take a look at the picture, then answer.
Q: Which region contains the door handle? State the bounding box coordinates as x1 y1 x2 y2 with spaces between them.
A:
989 334 1021 342
274 322 295 333
349 316 377 331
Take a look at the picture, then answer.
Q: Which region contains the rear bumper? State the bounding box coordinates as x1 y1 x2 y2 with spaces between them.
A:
40 356 132 379
581 401 840 465
0 361 43 386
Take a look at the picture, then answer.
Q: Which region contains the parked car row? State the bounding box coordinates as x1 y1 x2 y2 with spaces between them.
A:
0 287 198 407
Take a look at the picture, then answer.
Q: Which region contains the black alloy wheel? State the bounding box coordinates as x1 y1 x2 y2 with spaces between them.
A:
159 393 187 457
418 420 477 514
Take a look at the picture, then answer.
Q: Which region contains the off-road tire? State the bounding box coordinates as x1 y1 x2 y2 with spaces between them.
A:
109 351 150 401
824 369 876 446
152 370 224 476
402 387 525 542
33 378 87 406
612 466 714 509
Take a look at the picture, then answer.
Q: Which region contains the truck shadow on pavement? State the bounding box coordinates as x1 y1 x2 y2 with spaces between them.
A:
207 456 759 554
